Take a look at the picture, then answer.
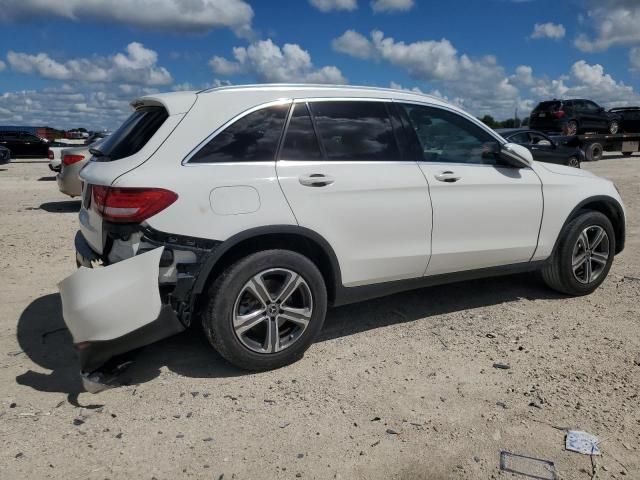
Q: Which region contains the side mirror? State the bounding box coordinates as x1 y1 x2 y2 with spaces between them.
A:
500 143 533 168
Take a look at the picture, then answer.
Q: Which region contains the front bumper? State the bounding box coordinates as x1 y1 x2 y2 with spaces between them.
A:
58 236 185 377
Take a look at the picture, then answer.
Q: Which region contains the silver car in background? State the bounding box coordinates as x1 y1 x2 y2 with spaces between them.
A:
57 138 107 197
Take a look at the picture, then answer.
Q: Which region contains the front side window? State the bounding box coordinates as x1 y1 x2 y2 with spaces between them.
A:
190 104 289 163
399 104 500 165
309 101 400 161
509 132 530 144
279 103 323 161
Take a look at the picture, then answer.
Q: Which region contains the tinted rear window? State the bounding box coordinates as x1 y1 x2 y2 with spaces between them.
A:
190 104 289 163
94 106 168 161
309 101 400 161
534 101 562 112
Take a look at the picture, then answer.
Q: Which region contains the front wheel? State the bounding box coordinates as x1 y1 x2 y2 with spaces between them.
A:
567 156 581 168
542 211 615 296
608 121 619 134
202 249 327 371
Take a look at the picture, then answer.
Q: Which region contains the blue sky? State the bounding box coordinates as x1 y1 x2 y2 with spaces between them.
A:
0 0 639 129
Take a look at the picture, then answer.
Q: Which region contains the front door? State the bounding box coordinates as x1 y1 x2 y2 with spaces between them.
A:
397 103 543 276
277 100 432 287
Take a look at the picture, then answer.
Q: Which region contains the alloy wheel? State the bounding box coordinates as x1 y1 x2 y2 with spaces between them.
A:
566 121 578 136
568 157 580 168
571 226 610 284
609 121 619 134
232 268 313 354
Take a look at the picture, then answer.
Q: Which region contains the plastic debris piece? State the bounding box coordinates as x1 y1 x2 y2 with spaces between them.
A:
565 431 601 456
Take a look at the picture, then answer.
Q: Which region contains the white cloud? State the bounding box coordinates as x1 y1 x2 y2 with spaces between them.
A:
0 0 254 38
6 42 172 86
309 0 357 12
371 0 414 13
332 30 374 59
210 39 346 84
332 30 518 116
530 22 566 40
574 0 640 52
333 29 640 118
0 84 158 130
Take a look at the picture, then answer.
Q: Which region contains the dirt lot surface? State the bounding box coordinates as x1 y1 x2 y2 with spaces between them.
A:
1 156 638 480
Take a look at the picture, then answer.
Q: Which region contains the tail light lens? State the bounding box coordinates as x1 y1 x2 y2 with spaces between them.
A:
91 185 178 223
48 149 54 160
552 110 566 119
62 154 85 166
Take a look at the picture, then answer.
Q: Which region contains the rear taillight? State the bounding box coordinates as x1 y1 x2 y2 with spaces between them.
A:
552 110 566 119
48 149 53 160
62 154 85 166
91 185 178 223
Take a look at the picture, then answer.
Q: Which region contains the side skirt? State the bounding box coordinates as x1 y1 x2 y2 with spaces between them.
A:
332 261 547 307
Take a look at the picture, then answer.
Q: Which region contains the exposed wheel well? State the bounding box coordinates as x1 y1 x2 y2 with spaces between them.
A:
569 199 625 254
196 232 339 309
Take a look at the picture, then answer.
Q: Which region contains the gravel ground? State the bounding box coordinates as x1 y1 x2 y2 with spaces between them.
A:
1 155 638 480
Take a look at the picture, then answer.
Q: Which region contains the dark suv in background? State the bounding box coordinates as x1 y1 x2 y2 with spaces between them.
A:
530 99 621 136
0 131 49 157
609 107 640 133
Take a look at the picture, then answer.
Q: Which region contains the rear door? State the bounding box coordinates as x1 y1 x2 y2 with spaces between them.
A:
397 103 543 275
277 100 432 287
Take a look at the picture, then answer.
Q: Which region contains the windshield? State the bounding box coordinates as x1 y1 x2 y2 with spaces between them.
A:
93 106 167 161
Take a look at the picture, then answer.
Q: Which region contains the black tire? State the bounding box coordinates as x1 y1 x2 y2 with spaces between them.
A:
585 142 603 162
567 156 581 168
622 152 633 157
608 121 619 135
202 249 327 371
541 211 615 296
565 120 578 136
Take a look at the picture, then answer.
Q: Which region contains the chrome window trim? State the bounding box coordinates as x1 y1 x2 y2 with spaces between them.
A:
181 98 292 166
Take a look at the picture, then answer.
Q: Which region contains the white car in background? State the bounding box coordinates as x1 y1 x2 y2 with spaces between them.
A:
48 141 71 172
57 84 626 390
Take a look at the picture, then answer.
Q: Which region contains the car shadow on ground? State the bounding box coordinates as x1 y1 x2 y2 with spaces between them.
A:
37 176 57 181
15 273 563 402
36 200 81 213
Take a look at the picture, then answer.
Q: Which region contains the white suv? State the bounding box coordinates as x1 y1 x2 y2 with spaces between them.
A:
58 84 626 384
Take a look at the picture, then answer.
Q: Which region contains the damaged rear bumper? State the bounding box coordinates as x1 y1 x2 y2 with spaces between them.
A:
58 242 185 377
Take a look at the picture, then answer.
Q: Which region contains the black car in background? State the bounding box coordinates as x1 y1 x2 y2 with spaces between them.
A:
0 145 10 165
609 107 640 133
497 128 583 168
530 99 621 136
0 131 49 158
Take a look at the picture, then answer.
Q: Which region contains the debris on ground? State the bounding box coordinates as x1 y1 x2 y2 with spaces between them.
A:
565 431 601 456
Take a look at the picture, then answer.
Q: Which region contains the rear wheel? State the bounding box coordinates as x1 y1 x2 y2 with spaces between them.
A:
542 211 615 296
608 121 619 134
567 156 581 168
202 249 327 371
565 120 578 136
585 142 603 162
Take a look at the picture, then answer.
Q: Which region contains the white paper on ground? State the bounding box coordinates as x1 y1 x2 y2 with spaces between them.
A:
565 430 601 455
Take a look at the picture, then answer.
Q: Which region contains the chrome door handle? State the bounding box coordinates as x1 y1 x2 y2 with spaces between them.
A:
299 173 335 187
434 171 461 183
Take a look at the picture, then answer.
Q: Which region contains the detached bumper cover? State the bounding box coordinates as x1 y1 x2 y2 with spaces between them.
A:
58 246 185 373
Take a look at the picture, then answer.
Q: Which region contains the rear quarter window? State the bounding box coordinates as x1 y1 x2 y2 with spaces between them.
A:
189 104 289 163
94 106 168 161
